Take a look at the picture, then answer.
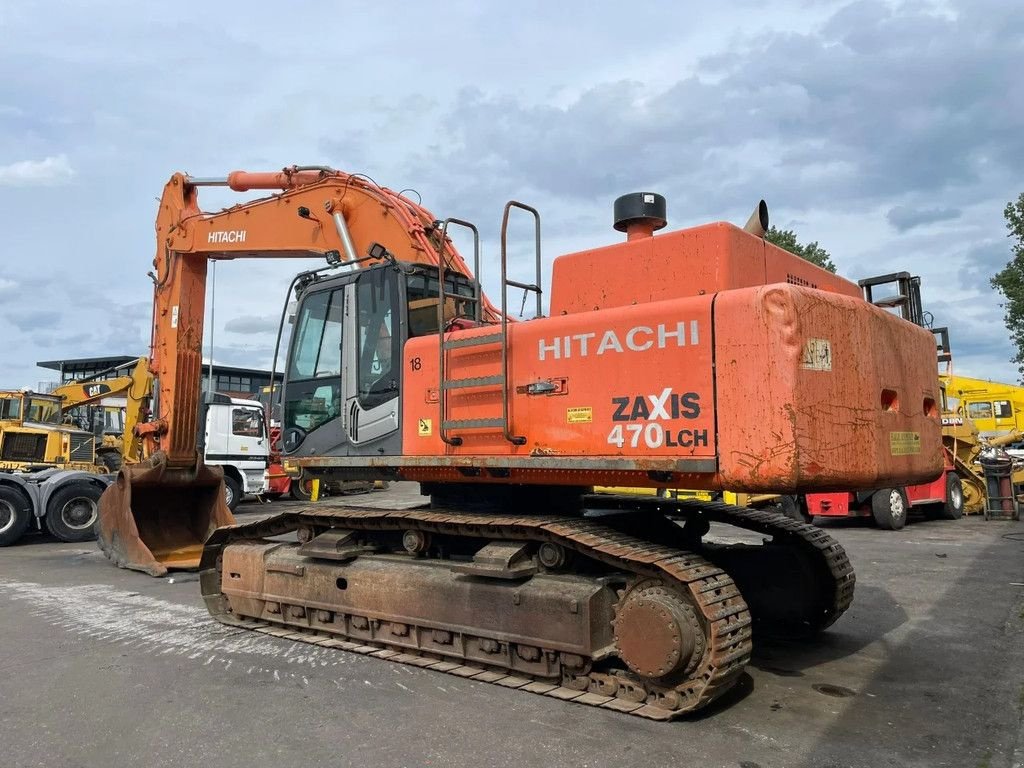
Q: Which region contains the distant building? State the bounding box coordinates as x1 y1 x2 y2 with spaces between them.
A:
36 356 280 400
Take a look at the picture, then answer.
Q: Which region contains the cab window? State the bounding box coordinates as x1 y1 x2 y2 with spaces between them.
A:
289 289 343 379
285 288 344 436
968 401 993 419
405 268 478 337
994 400 1013 419
0 397 20 420
356 269 400 410
27 397 61 425
232 408 264 438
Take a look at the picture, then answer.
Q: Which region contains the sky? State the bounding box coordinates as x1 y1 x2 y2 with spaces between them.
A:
0 0 1022 389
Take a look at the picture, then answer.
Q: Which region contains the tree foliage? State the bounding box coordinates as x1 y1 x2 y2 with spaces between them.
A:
990 193 1024 379
765 226 837 273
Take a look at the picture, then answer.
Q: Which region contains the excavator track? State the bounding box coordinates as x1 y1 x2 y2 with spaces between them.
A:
585 496 856 633
199 499 853 719
200 507 753 719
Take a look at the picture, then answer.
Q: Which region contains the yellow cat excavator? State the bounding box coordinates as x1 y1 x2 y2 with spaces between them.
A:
51 357 152 471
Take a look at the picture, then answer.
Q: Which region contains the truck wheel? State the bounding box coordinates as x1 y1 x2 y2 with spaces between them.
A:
44 481 102 543
98 451 122 472
290 477 314 501
0 486 32 546
937 473 964 520
871 488 909 530
223 475 242 512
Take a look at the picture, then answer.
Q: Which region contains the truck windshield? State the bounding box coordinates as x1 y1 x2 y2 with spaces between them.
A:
0 397 21 421
26 397 61 425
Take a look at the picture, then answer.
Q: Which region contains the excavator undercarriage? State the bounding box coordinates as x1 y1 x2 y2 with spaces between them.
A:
200 494 854 719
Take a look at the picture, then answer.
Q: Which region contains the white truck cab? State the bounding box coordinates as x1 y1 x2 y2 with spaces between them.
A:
203 394 269 511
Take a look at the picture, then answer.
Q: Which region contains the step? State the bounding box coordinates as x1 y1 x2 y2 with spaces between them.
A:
442 332 503 350
442 418 505 430
442 375 504 390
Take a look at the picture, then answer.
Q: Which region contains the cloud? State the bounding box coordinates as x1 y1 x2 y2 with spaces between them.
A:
4 310 61 332
223 315 280 335
0 155 75 186
886 205 962 232
957 240 1010 293
408 0 1024 225
210 343 278 369
0 0 1020 390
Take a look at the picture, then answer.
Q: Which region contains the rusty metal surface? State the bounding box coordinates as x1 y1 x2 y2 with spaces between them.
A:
613 581 702 679
201 508 755 719
295 453 718 475
223 547 616 660
199 498 853 719
97 454 235 577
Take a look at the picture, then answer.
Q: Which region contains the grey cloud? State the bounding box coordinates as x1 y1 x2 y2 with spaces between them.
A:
0 0 1020 388
29 332 91 350
957 241 1011 294
210 344 277 369
887 206 962 232
926 295 1016 377
224 315 280 335
6 310 61 332
410 0 1023 221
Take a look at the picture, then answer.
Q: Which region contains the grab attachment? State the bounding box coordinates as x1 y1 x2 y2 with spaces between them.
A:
96 453 235 577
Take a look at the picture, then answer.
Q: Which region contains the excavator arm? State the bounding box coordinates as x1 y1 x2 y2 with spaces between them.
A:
147 167 494 467
99 166 493 576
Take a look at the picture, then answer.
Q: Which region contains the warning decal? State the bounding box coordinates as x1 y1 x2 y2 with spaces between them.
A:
889 431 921 456
567 407 593 424
418 418 432 437
801 338 832 371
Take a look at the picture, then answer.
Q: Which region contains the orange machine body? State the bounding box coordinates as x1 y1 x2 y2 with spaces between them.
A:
140 168 941 493
397 223 941 492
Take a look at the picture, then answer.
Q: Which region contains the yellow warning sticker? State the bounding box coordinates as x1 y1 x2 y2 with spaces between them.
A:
889 431 921 456
567 407 593 424
418 418 432 437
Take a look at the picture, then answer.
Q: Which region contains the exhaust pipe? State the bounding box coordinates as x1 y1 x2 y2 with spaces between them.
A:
743 200 769 238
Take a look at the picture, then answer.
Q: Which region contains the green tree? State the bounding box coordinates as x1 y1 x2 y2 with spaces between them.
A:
990 193 1024 379
765 226 837 273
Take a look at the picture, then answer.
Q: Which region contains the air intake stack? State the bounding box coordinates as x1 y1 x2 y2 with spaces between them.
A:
614 192 667 241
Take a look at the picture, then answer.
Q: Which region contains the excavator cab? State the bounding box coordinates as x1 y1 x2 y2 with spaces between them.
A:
279 261 478 461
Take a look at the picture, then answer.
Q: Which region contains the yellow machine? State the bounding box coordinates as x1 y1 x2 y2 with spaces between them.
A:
0 390 98 472
51 358 152 471
940 373 1024 438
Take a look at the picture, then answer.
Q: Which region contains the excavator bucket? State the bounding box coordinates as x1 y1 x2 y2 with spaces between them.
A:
96 456 235 577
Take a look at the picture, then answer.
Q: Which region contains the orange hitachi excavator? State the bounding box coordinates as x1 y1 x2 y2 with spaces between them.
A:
97 166 942 718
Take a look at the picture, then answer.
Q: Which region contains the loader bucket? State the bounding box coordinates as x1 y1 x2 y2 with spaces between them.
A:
96 456 235 577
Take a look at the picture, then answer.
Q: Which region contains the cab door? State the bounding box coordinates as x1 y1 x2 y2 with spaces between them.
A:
342 267 401 448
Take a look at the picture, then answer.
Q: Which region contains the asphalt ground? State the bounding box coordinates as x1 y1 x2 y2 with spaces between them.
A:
1 484 1022 768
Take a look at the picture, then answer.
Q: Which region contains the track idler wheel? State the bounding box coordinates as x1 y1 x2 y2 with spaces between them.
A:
612 579 706 682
